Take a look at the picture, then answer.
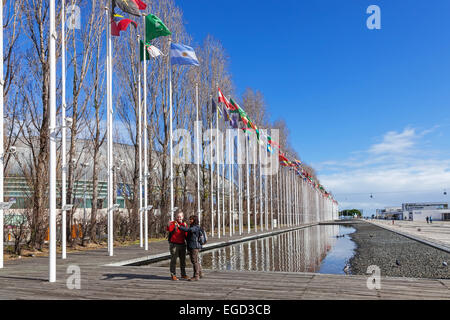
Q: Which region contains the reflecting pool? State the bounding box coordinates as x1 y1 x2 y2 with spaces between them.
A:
153 225 356 275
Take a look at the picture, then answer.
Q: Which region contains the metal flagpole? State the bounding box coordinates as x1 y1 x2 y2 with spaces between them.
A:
281 168 284 227
0 0 3 269
169 38 174 221
246 135 250 234
216 100 221 238
293 171 299 225
222 126 225 237
253 138 257 233
220 116 224 236
196 83 201 223
137 35 143 248
231 129 235 236
292 172 295 226
61 0 67 259
210 95 214 237
293 172 296 226
143 16 149 251
270 168 273 230
264 158 268 231
285 168 289 227
49 0 57 281
259 143 263 232
277 169 280 229
237 128 242 235
106 7 114 256
228 128 232 237
290 170 293 226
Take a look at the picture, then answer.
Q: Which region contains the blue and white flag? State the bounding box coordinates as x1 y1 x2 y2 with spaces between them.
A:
170 43 199 66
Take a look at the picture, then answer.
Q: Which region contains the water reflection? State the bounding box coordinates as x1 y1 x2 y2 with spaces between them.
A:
201 225 355 274
155 225 356 275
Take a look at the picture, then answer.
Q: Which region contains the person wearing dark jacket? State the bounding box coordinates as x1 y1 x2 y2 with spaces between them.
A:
167 210 189 281
177 215 204 281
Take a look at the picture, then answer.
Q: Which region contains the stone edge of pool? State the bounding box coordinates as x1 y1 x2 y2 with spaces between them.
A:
103 222 323 267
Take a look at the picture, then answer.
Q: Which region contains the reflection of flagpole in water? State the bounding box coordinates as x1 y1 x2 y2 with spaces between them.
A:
239 243 244 271
271 237 275 272
247 242 251 271
255 239 258 271
259 239 264 271
288 232 293 272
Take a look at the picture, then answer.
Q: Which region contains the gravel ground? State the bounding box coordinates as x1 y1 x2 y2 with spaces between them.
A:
347 222 450 279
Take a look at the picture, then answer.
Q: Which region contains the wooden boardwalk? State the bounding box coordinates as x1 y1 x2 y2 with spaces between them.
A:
0 223 449 300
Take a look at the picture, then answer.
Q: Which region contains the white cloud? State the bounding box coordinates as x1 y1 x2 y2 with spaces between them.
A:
368 128 417 155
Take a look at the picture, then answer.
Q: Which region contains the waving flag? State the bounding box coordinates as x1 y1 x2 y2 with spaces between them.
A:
140 40 163 60
113 0 147 17
145 14 171 41
170 43 199 66
111 14 137 36
218 88 236 111
212 97 222 118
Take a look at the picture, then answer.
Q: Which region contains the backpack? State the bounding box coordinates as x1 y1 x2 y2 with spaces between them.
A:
198 227 207 246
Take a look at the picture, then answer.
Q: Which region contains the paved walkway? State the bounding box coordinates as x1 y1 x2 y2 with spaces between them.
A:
368 220 450 252
0 221 449 300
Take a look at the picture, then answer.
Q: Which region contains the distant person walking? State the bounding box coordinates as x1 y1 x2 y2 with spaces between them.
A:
429 216 432 224
177 215 204 281
426 216 429 224
167 210 189 281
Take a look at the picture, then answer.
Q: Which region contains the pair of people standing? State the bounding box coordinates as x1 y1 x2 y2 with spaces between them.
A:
167 210 203 281
426 216 433 224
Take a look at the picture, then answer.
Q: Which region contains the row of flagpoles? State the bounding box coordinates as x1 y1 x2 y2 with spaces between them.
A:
0 0 338 282
108 0 339 248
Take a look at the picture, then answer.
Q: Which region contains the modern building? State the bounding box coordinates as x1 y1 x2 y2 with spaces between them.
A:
375 207 403 220
402 202 450 222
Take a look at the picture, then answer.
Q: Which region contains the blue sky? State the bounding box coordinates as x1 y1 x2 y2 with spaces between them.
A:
178 0 450 214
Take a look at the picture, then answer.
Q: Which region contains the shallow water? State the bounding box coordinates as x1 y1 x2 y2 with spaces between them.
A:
153 225 357 275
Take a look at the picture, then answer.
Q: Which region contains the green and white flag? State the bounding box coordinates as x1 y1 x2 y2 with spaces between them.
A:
140 40 163 61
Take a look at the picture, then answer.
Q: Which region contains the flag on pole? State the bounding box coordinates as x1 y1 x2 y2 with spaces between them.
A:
111 14 137 36
140 40 163 60
212 97 222 118
145 13 171 41
230 98 260 140
113 0 147 17
218 88 236 111
170 43 199 66
230 113 239 129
